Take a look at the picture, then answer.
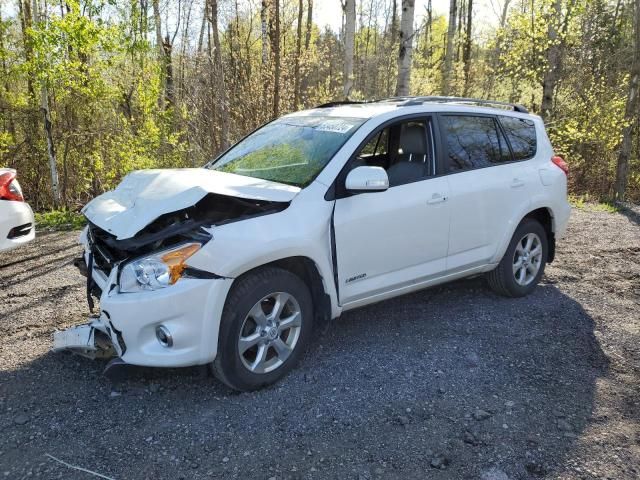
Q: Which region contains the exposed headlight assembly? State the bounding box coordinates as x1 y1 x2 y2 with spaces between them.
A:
119 243 201 293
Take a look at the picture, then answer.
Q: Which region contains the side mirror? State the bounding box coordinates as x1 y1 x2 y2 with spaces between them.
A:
345 166 389 193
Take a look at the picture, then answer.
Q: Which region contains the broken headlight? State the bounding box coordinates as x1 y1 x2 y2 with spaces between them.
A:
119 243 201 293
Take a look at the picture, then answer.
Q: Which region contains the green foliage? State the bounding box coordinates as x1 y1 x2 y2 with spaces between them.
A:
35 209 86 230
568 194 619 213
0 0 638 209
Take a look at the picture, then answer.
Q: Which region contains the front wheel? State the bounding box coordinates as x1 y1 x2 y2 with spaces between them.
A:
485 218 548 297
212 267 313 391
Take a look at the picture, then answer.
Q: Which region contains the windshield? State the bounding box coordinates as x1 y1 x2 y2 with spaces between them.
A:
205 115 366 187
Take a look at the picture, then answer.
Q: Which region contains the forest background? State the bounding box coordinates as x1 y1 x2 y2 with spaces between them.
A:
0 0 638 212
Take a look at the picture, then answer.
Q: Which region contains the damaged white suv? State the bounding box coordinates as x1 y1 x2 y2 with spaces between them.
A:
54 97 571 391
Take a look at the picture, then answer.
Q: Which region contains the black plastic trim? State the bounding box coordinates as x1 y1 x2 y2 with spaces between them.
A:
7 222 32 239
183 266 225 279
329 202 340 303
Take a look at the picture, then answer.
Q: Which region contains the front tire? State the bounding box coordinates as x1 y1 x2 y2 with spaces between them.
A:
212 267 313 391
486 218 548 297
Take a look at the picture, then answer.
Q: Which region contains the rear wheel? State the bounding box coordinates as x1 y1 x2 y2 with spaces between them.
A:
212 267 313 391
486 219 548 297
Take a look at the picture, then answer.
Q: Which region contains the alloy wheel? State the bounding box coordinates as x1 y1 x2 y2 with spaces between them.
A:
512 232 543 286
237 292 302 374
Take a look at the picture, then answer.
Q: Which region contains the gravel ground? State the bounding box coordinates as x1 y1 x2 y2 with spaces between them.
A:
0 206 638 480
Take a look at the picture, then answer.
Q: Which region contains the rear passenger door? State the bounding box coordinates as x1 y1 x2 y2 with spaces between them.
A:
437 114 533 272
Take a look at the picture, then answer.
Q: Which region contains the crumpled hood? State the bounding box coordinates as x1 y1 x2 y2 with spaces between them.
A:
82 168 300 240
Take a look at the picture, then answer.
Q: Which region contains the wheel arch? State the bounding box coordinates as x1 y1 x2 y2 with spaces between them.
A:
523 207 555 263
494 206 557 265
231 256 335 331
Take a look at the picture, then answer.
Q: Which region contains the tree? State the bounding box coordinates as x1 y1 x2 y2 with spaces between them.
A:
395 0 415 96
540 0 563 120
272 0 281 117
305 0 313 51
31 0 60 206
0 0 639 208
343 0 356 98
462 0 473 95
261 0 268 66
614 0 640 201
294 0 303 109
443 0 457 94
152 0 165 108
208 0 229 149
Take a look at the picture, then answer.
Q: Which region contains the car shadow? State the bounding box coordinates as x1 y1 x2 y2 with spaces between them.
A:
0 241 78 270
617 202 640 226
0 278 610 479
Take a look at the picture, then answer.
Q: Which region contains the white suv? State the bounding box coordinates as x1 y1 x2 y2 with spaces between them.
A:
54 97 571 391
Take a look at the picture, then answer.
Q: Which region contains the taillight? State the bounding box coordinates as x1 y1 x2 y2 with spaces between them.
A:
0 171 25 201
551 155 568 175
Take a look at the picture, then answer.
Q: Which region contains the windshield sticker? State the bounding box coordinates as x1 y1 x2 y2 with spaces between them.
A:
315 119 357 134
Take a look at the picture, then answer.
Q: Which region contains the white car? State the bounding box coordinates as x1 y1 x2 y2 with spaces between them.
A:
54 97 571 391
0 168 35 252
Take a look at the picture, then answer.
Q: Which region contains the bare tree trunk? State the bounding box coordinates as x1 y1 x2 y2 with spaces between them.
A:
614 0 640 200
305 0 313 50
0 8 15 141
32 0 60 207
343 0 356 98
152 0 165 108
272 0 281 117
500 0 511 27
395 0 415 96
457 0 465 61
163 35 174 106
442 0 457 95
540 0 562 120
424 0 433 69
208 0 229 149
260 0 270 116
18 1 37 123
390 0 398 42
261 0 269 65
197 1 207 54
385 0 398 96
462 0 473 95
294 0 303 109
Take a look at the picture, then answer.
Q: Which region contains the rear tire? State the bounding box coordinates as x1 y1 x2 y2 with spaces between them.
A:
212 267 313 392
486 218 548 297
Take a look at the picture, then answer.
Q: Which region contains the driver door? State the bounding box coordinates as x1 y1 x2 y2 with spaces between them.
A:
333 117 451 306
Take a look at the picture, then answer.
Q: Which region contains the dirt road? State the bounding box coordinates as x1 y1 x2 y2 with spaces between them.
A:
0 206 638 479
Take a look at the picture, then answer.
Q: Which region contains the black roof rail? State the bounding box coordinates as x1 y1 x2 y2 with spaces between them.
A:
389 96 529 113
315 100 369 108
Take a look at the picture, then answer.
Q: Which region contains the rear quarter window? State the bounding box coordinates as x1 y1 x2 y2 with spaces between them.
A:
499 116 537 160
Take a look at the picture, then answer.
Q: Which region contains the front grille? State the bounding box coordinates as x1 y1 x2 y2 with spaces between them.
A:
87 224 128 274
7 222 32 239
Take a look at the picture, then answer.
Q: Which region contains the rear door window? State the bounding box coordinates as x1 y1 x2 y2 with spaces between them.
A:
441 115 511 172
498 116 537 160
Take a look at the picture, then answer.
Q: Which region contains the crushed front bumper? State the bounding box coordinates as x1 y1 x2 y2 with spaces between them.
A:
52 320 115 359
54 244 234 367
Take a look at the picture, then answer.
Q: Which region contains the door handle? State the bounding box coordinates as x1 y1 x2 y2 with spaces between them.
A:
510 178 525 188
427 193 447 205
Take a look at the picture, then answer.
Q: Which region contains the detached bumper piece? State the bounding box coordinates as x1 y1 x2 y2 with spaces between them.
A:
52 321 116 360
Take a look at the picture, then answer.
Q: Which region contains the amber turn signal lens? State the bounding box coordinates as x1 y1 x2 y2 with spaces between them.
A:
161 243 201 284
